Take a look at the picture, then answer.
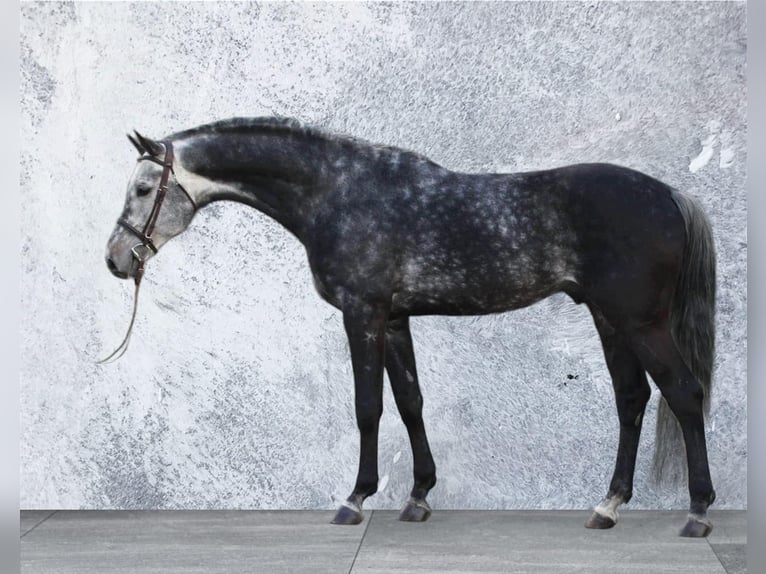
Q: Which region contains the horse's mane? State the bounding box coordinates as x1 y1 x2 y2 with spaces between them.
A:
168 116 441 167
169 116 322 141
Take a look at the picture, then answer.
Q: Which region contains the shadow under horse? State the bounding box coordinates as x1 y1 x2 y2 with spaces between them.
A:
103 117 717 537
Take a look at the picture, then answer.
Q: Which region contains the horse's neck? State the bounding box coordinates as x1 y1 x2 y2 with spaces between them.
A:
175 130 333 240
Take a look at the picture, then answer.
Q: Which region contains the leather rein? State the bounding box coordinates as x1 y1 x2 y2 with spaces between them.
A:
117 140 196 284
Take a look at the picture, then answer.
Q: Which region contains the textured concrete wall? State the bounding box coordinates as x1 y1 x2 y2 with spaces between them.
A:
20 2 746 510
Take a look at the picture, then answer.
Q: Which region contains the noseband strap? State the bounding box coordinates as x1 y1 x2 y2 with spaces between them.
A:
117 140 195 283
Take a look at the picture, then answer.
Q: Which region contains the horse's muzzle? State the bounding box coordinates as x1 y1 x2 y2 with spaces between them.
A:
106 256 129 279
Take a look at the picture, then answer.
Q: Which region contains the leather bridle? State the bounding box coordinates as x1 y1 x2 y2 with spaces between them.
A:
117 140 196 284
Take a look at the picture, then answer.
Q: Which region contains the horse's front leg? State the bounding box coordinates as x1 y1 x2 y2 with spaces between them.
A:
385 317 436 522
332 301 389 525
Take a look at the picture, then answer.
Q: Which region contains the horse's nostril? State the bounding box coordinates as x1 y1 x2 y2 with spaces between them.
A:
106 257 126 278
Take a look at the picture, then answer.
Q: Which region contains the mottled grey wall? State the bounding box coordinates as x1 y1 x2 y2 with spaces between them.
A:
21 2 746 510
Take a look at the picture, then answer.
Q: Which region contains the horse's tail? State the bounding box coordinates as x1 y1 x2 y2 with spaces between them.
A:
652 189 716 484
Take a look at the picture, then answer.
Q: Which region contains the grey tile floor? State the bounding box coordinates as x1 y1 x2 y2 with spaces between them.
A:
20 509 745 574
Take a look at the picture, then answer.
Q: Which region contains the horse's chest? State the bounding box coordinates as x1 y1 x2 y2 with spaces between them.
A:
309 266 345 308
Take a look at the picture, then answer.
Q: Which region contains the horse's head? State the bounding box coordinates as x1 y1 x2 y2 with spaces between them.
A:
105 131 197 281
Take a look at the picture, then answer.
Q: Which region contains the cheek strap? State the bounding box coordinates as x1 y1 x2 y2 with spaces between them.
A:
116 140 197 261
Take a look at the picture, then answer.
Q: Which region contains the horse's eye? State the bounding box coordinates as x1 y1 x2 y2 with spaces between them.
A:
136 184 153 197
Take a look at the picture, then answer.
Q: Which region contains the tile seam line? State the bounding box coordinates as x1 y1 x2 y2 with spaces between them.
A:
706 538 738 574
348 509 374 574
20 510 58 538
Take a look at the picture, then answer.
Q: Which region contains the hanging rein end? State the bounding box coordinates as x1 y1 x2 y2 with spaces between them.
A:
95 266 145 365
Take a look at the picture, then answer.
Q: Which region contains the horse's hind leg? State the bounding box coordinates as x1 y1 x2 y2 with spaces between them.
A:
585 307 651 530
628 324 716 537
385 317 437 522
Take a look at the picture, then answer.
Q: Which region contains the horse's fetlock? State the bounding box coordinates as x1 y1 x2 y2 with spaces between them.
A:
415 470 436 490
357 482 378 498
608 484 632 504
620 491 633 504
690 491 716 513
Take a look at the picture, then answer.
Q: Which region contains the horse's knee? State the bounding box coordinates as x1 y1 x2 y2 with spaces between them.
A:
356 403 383 432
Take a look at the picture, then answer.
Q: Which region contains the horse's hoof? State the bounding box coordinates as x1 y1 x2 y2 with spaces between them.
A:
679 516 712 538
585 511 616 530
331 503 364 525
399 498 432 522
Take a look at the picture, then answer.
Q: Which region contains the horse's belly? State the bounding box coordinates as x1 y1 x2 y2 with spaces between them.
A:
391 273 561 316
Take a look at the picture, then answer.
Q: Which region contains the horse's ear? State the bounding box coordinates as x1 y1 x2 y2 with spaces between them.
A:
133 130 164 157
127 133 144 155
